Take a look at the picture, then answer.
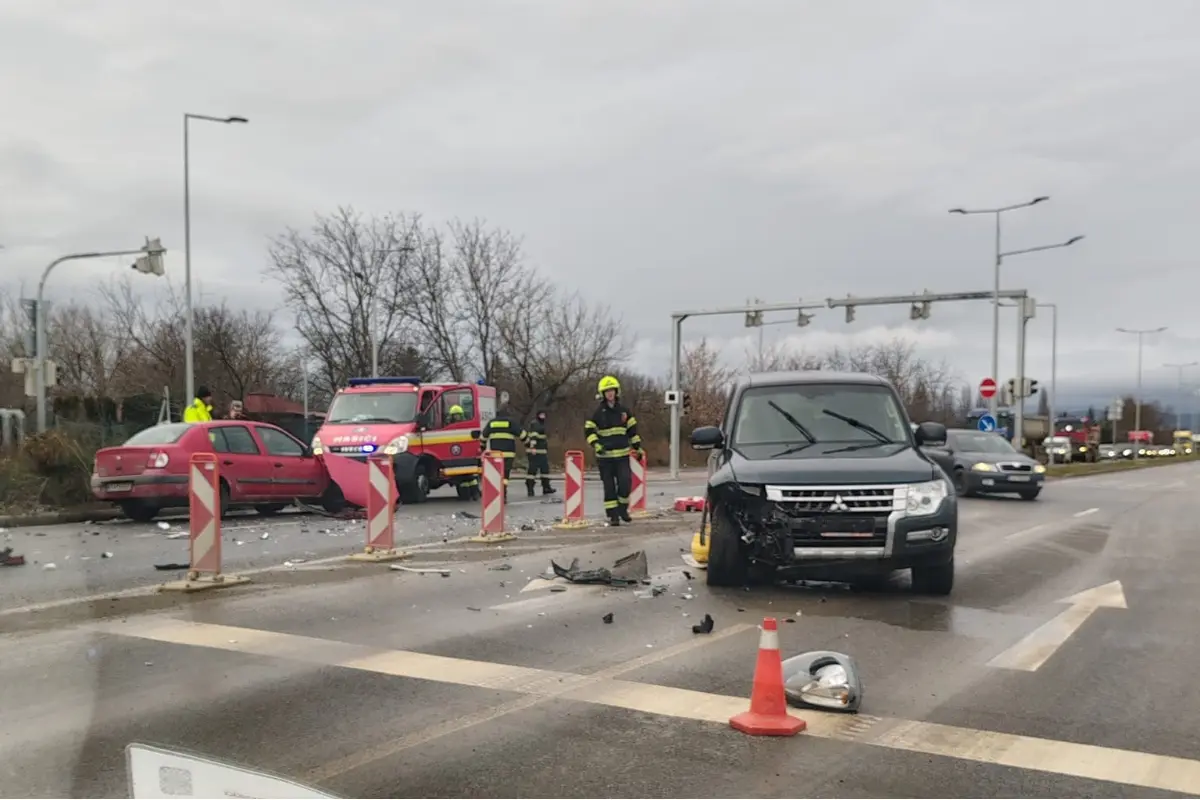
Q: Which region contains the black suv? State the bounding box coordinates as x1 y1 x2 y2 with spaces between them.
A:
690 371 956 595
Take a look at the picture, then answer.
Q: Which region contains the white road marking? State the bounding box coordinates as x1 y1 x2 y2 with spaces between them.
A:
988 581 1127 672
1073 507 1099 518
91 617 1200 796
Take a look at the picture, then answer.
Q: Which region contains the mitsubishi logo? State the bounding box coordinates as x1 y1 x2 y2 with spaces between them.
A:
829 494 849 512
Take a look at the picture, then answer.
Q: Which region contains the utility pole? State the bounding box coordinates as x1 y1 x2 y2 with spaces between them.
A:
1117 327 1166 460
1164 361 1198 430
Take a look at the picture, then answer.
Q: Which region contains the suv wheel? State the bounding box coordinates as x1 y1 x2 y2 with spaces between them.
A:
706 503 772 588
953 468 973 497
911 559 954 596
1019 487 1041 501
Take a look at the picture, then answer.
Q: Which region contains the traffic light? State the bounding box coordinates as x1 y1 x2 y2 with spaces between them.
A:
845 306 856 323
910 301 931 320
1006 378 1016 397
1027 379 1039 396
682 393 693 415
797 309 813 327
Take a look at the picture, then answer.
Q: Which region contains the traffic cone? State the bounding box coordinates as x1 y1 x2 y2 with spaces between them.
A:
729 617 807 736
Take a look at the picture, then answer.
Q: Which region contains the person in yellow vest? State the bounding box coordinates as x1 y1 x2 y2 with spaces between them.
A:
584 375 643 526
448 404 481 501
481 404 525 501
182 386 214 423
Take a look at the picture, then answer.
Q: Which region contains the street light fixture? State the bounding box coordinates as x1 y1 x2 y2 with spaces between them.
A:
1163 361 1199 430
949 196 1082 420
353 246 416 376
1116 326 1167 460
183 112 248 409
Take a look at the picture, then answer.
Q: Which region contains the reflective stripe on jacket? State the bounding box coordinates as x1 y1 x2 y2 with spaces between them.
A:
482 414 525 459
524 420 549 455
584 402 641 459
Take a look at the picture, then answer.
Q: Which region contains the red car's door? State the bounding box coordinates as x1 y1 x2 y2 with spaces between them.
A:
208 424 275 501
253 424 326 500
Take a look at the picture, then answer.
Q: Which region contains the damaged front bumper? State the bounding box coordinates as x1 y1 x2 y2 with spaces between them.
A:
719 480 956 577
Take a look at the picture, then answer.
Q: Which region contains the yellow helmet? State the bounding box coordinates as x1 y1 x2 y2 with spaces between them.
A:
597 375 621 395
449 404 464 416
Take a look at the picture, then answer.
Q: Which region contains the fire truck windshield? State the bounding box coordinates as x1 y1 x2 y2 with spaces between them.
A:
326 391 418 424
1055 417 1088 433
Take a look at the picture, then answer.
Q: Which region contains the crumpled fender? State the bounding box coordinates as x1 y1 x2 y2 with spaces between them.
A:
321 455 369 508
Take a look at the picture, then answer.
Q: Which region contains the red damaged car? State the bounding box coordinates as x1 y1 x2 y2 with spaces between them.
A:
91 421 345 522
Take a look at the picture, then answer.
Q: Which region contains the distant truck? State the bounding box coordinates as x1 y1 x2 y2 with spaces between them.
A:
1052 415 1101 463
1173 430 1194 455
965 408 1048 458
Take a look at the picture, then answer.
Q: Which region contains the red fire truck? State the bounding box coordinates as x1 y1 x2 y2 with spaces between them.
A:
1052 415 1102 463
312 377 497 505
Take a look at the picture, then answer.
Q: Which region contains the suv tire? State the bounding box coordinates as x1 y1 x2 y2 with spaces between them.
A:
706 504 750 587
1019 487 1041 501
912 558 954 596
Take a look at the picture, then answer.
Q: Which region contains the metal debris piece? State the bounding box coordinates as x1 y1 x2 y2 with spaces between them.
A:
390 565 452 577
259 532 270 541
101 551 113 559
602 612 614 624
550 550 649 586
488 563 513 571
691 613 714 634
157 521 171 531
154 563 190 571
549 585 567 593
166 532 188 540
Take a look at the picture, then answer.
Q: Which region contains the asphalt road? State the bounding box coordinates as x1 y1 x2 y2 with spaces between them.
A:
2 462 1199 798
0 472 708 612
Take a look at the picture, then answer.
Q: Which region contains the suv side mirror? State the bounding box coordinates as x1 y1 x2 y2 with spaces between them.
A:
915 422 947 447
690 426 725 451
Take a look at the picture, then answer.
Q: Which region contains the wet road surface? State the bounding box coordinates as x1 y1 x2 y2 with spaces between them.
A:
1 463 1198 798
0 472 707 612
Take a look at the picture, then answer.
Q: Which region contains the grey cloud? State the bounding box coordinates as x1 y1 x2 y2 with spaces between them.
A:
3 0 1200 408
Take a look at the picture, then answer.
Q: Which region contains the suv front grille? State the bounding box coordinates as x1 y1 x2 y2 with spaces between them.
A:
765 484 905 548
996 462 1032 473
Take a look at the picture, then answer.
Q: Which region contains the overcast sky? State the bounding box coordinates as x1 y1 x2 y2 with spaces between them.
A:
3 0 1199 411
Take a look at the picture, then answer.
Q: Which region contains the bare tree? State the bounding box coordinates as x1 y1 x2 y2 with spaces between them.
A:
497 289 629 415
267 206 422 395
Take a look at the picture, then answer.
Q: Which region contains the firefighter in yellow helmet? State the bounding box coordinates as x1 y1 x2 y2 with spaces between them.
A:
584 375 643 526
448 404 480 501
481 399 525 501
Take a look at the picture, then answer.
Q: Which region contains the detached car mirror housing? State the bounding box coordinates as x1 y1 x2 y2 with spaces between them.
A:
690 426 725 451
783 651 863 713
470 430 481 440
915 421 947 447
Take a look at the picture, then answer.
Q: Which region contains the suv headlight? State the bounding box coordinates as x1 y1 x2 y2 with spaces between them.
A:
905 479 949 516
970 462 996 472
383 435 410 455
311 435 324 456
1034 464 1046 474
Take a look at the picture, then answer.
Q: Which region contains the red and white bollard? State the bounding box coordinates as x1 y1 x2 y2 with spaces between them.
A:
554 450 589 529
350 456 410 562
628 451 651 518
161 453 249 591
471 452 516 542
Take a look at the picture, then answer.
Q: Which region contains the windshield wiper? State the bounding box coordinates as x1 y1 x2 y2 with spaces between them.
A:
770 442 817 458
821 441 898 455
767 401 816 443
820 408 891 443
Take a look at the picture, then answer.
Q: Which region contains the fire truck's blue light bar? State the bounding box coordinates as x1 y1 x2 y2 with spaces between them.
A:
347 377 422 387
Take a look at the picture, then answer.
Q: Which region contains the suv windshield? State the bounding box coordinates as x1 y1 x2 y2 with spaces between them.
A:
124 423 191 446
731 383 909 445
951 431 1017 454
326 391 418 424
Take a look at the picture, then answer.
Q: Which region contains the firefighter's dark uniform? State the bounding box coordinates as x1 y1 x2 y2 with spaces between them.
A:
482 410 524 500
523 412 556 497
584 375 643 525
448 405 480 500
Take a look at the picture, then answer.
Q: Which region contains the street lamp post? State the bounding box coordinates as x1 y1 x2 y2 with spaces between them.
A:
35 241 167 432
1164 361 1199 430
1117 327 1167 460
949 196 1083 420
354 247 415 377
183 112 248 408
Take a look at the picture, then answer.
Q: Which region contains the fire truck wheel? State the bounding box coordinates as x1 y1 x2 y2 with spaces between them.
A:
400 462 430 504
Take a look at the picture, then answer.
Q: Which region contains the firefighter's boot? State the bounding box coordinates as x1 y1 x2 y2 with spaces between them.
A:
619 505 633 523
541 479 556 495
526 480 536 497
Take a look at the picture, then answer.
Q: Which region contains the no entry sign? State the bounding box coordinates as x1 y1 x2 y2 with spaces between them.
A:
979 378 997 399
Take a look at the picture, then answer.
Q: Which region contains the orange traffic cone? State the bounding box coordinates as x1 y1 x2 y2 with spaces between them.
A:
730 617 807 736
